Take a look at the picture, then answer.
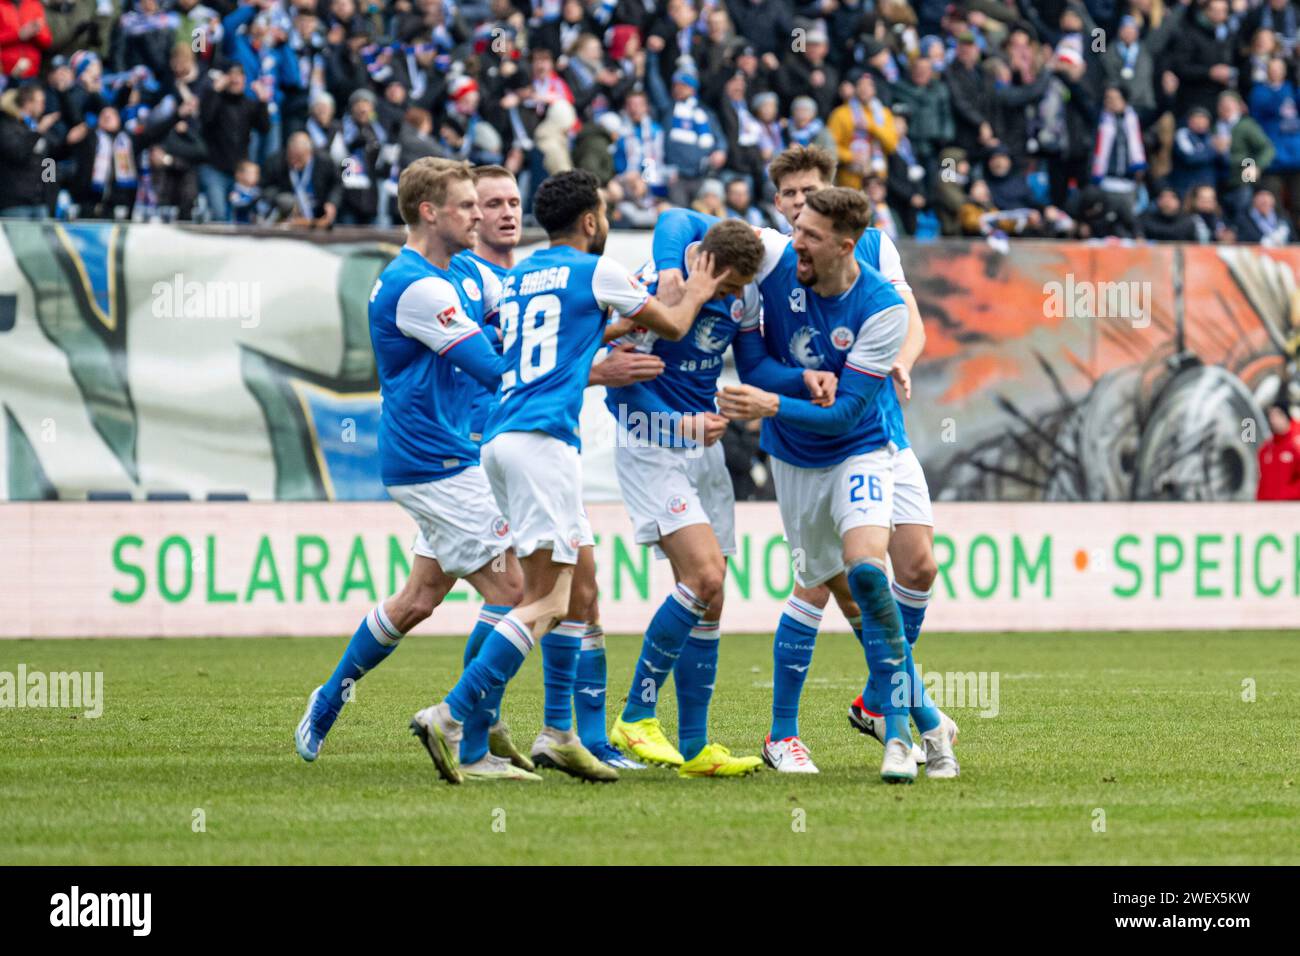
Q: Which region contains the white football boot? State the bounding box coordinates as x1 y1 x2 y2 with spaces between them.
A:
761 734 820 773
461 752 543 782
848 695 927 764
921 717 960 779
880 737 918 784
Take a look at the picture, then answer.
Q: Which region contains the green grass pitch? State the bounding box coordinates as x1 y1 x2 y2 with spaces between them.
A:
2 631 1297 865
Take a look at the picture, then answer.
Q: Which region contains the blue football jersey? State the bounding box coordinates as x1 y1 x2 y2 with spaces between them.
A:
756 240 907 467
368 247 488 485
484 245 650 450
855 228 911 451
604 252 758 442
450 250 507 441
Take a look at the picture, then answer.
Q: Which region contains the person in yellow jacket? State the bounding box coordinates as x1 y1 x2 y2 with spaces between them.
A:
827 72 899 190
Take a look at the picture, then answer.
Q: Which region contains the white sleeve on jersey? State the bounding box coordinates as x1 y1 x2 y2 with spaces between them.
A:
875 232 912 292
738 283 763 330
395 275 482 354
475 262 504 322
755 226 792 282
844 304 909 378
593 255 651 318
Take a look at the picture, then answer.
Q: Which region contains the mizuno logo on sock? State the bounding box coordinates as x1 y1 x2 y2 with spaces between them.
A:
642 660 669 674
785 664 811 673
578 687 605 698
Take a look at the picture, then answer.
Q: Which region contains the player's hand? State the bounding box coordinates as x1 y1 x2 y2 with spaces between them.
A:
655 268 686 306
684 250 729 302
803 369 837 407
891 361 912 400
590 342 665 387
716 384 779 420
680 411 729 446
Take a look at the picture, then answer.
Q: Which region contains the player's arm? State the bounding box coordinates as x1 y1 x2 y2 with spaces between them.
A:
652 208 718 275
731 287 836 404
873 232 925 399
395 276 503 391
588 343 665 387
717 303 908 435
594 253 727 343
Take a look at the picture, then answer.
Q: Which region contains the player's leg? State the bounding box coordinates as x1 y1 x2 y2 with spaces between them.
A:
295 549 455 762
411 436 582 783
761 458 841 773
456 550 542 781
890 521 958 778
672 444 761 777
528 539 618 781
573 593 647 770
414 547 571 784
612 523 717 766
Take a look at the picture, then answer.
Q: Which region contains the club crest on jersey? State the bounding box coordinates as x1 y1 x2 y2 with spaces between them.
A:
789 287 807 312
831 326 854 350
692 315 727 354
491 516 510 538
667 495 689 515
730 299 744 321
568 528 582 549
461 278 482 301
437 305 458 327
789 326 823 368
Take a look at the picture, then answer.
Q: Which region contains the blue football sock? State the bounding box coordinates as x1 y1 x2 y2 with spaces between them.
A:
459 604 511 764
903 641 942 734
541 620 585 731
621 583 707 723
445 612 533 723
770 596 821 741
322 604 404 710
848 560 911 746
675 620 720 761
892 582 931 645
846 613 866 651
574 625 609 749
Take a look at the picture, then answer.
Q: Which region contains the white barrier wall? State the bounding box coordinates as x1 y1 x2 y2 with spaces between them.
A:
2 502 1297 637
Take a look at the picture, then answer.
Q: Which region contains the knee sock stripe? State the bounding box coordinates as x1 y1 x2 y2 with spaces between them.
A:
891 582 932 608
671 582 709 616
478 608 507 625
689 620 721 641
553 619 588 639
499 614 535 655
783 598 823 630
580 634 605 651
367 606 403 646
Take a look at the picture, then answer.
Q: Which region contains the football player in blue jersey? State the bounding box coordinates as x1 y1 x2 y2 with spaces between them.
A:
449 165 665 774
715 187 959 782
655 145 955 778
411 170 729 784
594 218 769 778
295 158 544 782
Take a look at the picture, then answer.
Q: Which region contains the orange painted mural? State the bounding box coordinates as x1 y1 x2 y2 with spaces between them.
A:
901 241 1296 501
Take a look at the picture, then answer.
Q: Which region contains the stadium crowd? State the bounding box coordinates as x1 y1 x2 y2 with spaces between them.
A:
4 0 1300 243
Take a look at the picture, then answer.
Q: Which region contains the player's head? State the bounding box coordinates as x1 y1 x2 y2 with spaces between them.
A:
398 157 481 254
697 219 763 299
533 169 609 254
792 187 870 286
472 165 521 252
769 145 835 226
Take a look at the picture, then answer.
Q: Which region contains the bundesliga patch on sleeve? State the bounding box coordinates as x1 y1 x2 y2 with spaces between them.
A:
437 305 458 327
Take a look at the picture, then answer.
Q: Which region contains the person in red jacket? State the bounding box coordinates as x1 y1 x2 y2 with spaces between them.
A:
1257 402 1300 500
0 0 51 79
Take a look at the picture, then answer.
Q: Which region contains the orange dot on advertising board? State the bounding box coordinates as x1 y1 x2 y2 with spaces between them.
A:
1074 549 1088 571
